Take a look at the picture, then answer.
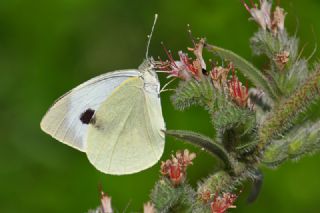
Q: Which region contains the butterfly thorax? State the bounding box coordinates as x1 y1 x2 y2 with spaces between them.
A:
139 59 160 94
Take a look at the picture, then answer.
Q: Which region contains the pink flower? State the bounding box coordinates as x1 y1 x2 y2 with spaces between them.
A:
176 149 196 167
100 191 113 213
271 6 287 35
169 158 183 186
275 50 290 70
178 51 201 79
241 0 272 30
158 44 193 80
210 192 238 213
210 63 232 90
143 202 156 213
241 0 287 35
228 66 249 107
161 159 183 186
159 39 207 80
160 149 196 186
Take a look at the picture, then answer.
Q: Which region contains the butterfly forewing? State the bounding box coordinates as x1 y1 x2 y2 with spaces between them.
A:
40 70 140 151
86 77 165 175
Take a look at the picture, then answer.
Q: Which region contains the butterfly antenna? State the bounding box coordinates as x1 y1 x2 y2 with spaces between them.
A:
146 13 158 59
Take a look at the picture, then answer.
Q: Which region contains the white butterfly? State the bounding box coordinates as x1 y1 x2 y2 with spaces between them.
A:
40 15 166 175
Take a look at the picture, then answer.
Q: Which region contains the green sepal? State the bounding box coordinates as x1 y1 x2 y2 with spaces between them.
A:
171 77 215 112
151 178 195 213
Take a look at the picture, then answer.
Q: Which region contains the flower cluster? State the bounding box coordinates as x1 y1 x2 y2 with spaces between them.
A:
210 63 231 91
159 39 206 80
160 149 196 186
210 192 238 213
210 62 249 108
241 0 287 35
160 39 250 108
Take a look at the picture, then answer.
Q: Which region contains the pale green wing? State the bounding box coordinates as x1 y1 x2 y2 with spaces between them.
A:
86 77 165 175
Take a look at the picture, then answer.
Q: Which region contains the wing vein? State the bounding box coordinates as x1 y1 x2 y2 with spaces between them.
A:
106 102 136 171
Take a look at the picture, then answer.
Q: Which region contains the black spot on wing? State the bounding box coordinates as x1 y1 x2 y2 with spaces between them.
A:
80 109 95 124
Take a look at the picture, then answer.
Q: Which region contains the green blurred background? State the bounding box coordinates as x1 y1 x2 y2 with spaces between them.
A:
1 0 320 212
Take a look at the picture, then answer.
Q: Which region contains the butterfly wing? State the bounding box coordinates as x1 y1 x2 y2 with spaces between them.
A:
40 70 140 152
86 77 165 175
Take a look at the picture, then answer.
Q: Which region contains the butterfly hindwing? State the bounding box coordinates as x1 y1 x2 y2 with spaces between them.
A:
86 77 165 175
40 70 140 151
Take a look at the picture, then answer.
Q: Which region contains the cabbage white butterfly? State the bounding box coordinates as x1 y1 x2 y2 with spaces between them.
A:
40 14 165 175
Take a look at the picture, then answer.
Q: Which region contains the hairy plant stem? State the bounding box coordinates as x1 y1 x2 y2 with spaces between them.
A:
257 67 320 155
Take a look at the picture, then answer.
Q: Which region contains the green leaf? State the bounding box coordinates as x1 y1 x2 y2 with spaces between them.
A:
205 44 281 101
164 130 232 170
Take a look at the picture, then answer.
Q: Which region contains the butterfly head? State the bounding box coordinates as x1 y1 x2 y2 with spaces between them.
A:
139 56 164 73
139 58 160 93
139 58 154 72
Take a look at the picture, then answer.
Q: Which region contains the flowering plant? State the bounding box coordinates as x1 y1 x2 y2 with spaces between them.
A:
90 1 320 212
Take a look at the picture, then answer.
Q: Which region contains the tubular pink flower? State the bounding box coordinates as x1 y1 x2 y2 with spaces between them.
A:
160 149 196 186
228 66 249 107
100 192 113 213
143 202 156 213
241 0 287 35
159 39 207 80
272 6 287 34
210 192 238 213
241 0 272 30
